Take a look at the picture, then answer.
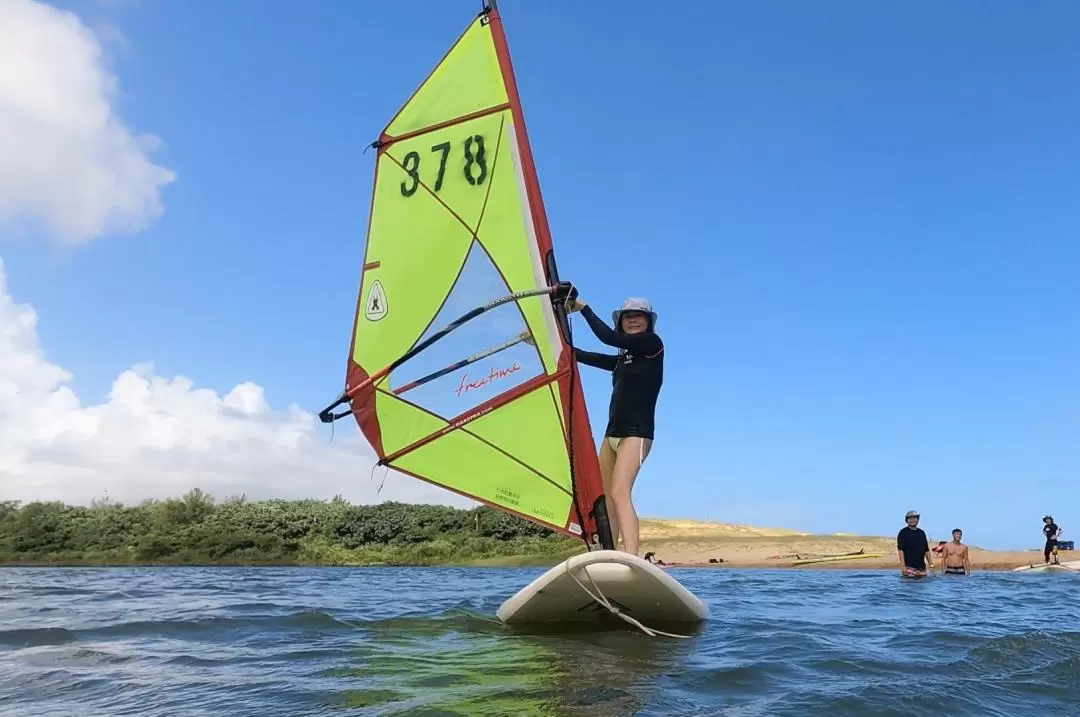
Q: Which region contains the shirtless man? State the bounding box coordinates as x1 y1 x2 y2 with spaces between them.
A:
940 528 970 575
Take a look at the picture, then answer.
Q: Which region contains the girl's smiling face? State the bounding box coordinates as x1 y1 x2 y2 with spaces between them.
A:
620 311 649 334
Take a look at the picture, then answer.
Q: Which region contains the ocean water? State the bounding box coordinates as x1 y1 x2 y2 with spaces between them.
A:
1 567 1077 716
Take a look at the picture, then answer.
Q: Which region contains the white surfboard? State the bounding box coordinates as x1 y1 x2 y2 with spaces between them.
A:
1012 559 1080 573
497 550 710 626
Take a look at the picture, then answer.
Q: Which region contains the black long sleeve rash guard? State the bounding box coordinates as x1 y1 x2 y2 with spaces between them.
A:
572 305 664 441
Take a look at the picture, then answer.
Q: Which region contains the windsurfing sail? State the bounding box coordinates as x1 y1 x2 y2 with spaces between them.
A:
319 0 613 549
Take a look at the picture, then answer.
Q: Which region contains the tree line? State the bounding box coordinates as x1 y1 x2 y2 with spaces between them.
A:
0 490 580 566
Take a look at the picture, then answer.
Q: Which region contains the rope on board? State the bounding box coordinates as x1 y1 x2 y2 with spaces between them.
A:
563 561 693 639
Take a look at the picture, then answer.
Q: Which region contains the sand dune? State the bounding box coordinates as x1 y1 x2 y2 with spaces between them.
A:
639 518 807 540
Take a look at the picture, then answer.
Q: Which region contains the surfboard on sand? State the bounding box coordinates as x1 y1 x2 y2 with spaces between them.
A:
791 552 885 566
316 0 707 636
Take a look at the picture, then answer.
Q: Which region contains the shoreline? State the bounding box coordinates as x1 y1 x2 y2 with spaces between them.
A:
639 541 1069 572
0 548 1067 572
0 513 1066 571
652 556 1063 573
631 519 1073 572
0 560 1062 572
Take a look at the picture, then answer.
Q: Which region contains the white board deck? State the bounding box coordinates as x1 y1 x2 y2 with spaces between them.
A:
496 550 709 625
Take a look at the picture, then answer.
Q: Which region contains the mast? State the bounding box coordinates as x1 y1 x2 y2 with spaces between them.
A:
483 0 614 551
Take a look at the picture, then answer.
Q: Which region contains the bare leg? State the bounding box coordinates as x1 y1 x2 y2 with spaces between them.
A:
609 437 652 556
598 438 618 548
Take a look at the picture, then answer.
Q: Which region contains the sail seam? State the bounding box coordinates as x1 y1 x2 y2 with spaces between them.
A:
377 116 504 360
471 113 505 236
383 152 477 237
388 427 572 499
378 371 573 497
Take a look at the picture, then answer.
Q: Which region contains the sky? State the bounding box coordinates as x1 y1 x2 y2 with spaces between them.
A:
0 0 1077 550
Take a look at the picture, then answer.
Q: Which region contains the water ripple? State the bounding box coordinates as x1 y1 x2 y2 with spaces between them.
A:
1 567 1077 716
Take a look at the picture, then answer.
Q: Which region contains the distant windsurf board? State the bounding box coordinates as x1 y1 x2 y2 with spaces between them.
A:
1012 560 1080 573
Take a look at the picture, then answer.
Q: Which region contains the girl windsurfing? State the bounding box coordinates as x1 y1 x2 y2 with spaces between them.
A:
567 296 664 557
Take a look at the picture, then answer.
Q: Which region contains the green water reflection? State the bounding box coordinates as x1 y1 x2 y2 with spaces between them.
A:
327 611 698 715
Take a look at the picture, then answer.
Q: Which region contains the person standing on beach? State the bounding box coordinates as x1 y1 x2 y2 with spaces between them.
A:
941 528 970 575
896 510 934 576
1042 515 1061 564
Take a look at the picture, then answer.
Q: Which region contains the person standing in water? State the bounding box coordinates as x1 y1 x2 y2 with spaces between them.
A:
566 296 663 557
896 510 934 576
940 528 970 575
1042 515 1061 565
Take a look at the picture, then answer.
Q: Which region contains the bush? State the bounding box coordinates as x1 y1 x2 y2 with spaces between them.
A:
0 492 581 566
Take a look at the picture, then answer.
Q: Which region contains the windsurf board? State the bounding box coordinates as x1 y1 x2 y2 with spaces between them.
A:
497 549 710 625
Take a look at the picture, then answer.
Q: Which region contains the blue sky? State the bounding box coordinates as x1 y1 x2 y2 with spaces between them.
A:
2 0 1078 549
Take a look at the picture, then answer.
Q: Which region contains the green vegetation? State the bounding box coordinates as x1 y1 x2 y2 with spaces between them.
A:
0 490 584 567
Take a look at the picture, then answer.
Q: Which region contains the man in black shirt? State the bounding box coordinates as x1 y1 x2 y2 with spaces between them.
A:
1043 515 1061 565
897 510 934 576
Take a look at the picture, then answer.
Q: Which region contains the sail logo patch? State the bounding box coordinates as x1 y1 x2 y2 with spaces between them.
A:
365 280 388 321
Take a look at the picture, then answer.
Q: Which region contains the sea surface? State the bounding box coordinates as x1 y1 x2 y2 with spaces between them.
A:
1 566 1077 716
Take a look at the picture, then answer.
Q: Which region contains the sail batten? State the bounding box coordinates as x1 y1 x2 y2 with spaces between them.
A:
380 102 512 148
379 368 565 463
332 5 611 547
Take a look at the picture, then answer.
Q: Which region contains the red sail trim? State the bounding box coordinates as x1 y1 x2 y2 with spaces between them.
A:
560 356 604 521
346 361 383 457
343 119 386 455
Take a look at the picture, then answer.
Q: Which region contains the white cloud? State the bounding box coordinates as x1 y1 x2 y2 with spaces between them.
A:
0 258 473 507
0 0 176 245
0 2 469 509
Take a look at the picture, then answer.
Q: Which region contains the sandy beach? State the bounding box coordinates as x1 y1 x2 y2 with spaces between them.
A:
637 519 1069 572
